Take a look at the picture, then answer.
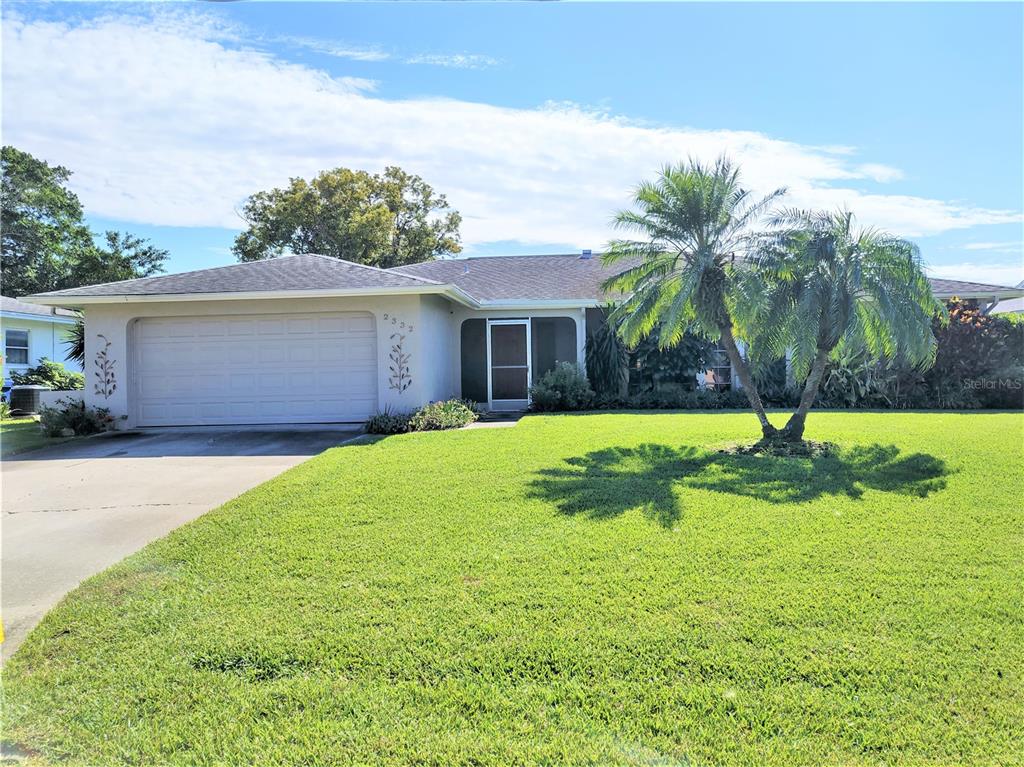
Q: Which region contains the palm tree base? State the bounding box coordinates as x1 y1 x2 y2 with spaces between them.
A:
727 437 836 458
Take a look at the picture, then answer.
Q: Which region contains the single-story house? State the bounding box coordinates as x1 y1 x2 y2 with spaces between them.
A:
1 295 82 389
24 253 1024 428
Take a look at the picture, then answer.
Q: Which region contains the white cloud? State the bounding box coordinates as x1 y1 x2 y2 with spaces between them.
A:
280 35 390 62
962 241 1022 252
405 53 499 69
856 163 904 183
3 10 1021 252
927 261 1024 287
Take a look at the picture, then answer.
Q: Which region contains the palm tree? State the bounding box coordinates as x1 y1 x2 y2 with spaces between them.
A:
746 209 941 441
602 157 785 439
64 317 85 366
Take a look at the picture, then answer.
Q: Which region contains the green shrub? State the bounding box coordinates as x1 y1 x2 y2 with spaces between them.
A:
584 308 629 397
10 358 84 390
803 302 1024 410
38 398 113 437
408 399 479 431
627 329 715 395
0 399 11 420
967 364 1024 409
530 362 595 411
591 387 761 411
364 407 412 434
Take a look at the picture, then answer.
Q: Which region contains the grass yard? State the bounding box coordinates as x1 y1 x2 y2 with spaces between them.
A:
4 412 1022 766
0 417 53 458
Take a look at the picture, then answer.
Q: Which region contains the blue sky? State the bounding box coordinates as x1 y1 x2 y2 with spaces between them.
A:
3 1 1022 285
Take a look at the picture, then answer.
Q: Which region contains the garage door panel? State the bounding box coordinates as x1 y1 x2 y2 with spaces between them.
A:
223 344 255 364
346 340 377 363
318 317 347 333
257 319 286 334
193 374 229 394
319 344 348 363
287 318 315 334
134 312 378 426
195 345 229 365
258 345 287 364
227 320 256 336
288 343 317 364
196 320 228 337
345 315 376 333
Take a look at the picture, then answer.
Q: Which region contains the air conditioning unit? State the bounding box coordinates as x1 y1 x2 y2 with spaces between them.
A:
9 385 48 415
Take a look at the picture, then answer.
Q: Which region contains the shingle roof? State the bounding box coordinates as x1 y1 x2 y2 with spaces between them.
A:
926 277 1022 298
24 251 1023 306
393 254 628 302
397 257 1022 303
1 295 78 318
30 254 441 298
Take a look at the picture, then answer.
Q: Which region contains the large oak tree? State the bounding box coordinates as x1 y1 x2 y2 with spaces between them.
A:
232 166 461 268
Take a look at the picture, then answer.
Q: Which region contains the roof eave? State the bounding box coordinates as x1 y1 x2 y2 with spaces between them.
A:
23 284 479 309
0 310 79 324
475 298 601 310
933 289 1024 301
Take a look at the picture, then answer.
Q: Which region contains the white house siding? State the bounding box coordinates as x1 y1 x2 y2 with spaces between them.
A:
1 315 82 386
417 295 459 405
446 305 587 401
80 295 441 428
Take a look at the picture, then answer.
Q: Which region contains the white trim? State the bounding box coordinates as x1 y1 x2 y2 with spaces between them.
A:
932 289 1024 301
486 319 531 411
576 307 587 377
475 299 599 310
4 327 31 366
0 310 77 325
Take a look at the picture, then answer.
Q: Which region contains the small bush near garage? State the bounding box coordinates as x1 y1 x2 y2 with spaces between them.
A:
365 400 479 434
530 362 595 411
408 399 479 431
9 358 85 390
364 407 412 434
38 398 113 437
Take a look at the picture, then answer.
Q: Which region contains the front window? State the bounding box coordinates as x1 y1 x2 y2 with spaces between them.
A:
704 344 732 390
5 329 29 365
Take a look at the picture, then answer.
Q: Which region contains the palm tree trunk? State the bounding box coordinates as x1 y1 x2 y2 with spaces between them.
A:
782 348 830 442
718 324 777 439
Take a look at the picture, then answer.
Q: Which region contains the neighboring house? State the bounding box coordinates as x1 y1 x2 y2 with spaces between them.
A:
1 295 81 389
24 254 1024 428
992 279 1024 315
927 277 1024 313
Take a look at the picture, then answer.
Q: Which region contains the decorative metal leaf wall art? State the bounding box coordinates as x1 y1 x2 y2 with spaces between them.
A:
94 334 117 399
383 313 414 392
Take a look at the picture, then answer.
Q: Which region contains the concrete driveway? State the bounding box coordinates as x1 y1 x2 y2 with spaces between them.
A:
1 428 357 659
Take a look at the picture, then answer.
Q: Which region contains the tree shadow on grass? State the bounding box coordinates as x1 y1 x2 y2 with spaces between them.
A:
529 443 948 527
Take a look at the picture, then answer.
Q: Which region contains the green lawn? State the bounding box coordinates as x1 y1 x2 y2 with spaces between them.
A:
1 417 49 458
5 412 1022 766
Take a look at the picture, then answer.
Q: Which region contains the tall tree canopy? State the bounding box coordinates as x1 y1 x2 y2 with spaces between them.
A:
602 157 785 439
2 146 92 296
68 231 170 289
232 166 462 268
1 146 168 296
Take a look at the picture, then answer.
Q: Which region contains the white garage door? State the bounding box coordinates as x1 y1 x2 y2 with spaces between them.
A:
134 312 377 426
